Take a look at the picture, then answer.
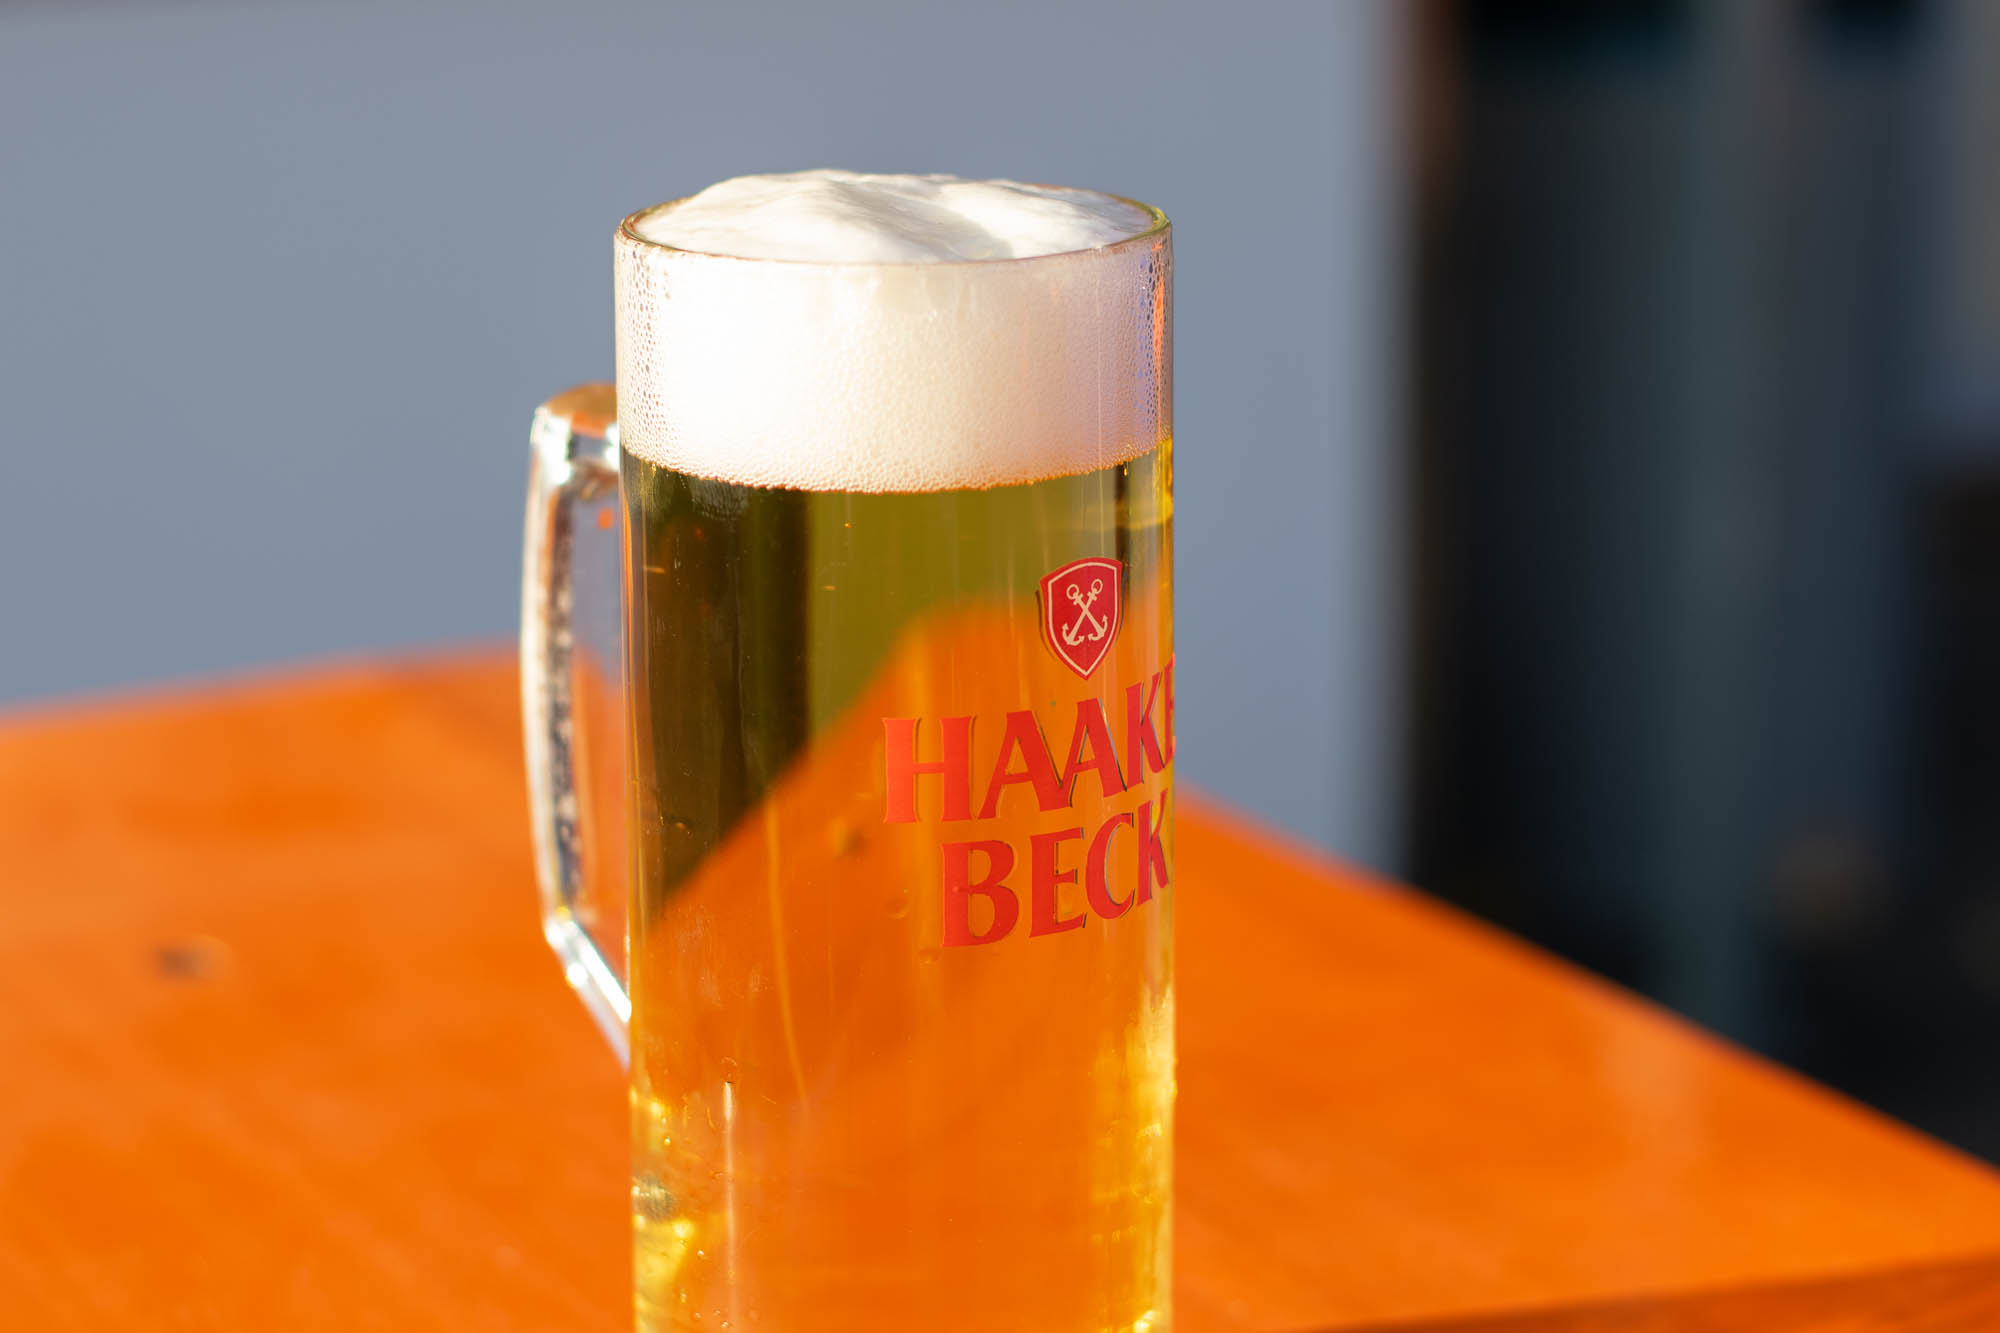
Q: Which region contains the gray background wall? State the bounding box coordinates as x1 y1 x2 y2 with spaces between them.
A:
0 0 1405 867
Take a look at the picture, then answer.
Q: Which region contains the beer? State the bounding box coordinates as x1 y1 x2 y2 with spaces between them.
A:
613 172 1173 1332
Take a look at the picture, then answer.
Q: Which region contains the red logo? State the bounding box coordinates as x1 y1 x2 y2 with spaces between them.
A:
1040 557 1123 679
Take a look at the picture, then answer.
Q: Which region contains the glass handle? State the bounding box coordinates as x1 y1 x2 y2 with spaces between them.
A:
521 384 630 1065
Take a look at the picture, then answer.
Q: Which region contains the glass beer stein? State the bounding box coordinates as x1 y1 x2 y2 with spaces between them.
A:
521 178 1175 1332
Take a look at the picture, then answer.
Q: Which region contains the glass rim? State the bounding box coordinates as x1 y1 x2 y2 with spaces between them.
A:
617 187 1170 270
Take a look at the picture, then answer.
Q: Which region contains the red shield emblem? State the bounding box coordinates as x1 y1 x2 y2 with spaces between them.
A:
1039 557 1123 679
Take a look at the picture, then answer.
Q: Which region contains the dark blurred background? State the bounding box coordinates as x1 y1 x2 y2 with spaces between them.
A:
1411 0 2000 1159
3 1 1996 1160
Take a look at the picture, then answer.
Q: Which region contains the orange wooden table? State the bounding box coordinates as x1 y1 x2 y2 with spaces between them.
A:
3 655 1999 1331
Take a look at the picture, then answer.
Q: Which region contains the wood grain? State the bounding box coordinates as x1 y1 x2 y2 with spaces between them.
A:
1 656 1997 1331
1173 803 2000 1331
1323 1253 2000 1332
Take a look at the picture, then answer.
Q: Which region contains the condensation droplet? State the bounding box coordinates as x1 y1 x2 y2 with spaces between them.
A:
631 1174 675 1222
826 818 864 858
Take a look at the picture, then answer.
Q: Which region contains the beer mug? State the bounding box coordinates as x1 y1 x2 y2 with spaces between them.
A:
521 178 1175 1332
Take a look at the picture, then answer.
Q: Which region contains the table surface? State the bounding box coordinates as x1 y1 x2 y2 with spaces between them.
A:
4 656 1999 1332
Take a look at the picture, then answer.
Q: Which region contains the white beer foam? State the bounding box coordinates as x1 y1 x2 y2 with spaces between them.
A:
633 170 1154 263
614 171 1170 493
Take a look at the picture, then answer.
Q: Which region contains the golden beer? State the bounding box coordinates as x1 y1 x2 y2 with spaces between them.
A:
624 446 1174 1331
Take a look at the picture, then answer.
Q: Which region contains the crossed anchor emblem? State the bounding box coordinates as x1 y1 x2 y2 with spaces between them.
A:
1041 558 1123 678
1060 578 1110 647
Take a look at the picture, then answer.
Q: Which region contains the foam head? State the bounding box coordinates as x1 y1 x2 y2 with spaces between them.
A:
614 171 1171 493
